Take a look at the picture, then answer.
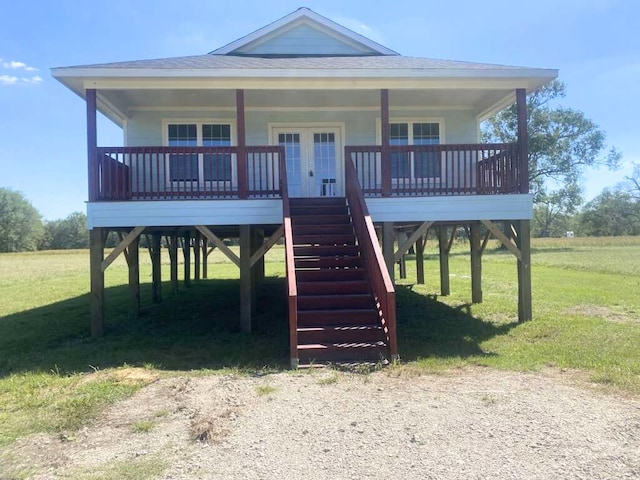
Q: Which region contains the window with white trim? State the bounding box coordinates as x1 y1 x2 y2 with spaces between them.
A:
390 122 441 180
167 123 232 183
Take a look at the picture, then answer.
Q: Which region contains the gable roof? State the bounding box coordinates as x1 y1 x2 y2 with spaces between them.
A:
211 7 398 57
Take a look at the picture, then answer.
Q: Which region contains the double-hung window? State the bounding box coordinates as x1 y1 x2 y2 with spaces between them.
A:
390 121 441 182
167 122 233 184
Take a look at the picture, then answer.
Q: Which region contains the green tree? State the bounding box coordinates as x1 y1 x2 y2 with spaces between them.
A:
0 188 44 252
482 80 620 203
577 190 640 236
532 184 582 237
41 212 89 250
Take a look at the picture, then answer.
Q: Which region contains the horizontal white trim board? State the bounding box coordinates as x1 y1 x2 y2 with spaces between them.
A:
366 194 533 222
87 199 283 229
87 194 532 229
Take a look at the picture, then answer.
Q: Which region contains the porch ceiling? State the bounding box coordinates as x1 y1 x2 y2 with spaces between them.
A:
98 87 518 124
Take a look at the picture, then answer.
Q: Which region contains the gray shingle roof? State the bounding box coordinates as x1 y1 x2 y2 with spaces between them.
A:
57 54 536 71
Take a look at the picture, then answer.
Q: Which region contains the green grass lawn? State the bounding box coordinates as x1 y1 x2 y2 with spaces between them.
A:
1 236 639 448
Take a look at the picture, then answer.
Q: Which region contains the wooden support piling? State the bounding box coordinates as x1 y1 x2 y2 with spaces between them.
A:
183 232 191 287
239 225 252 333
127 234 140 317
169 233 178 294
438 226 451 296
382 222 395 283
194 231 201 281
151 234 162 303
416 235 425 285
515 220 533 321
89 228 105 337
470 222 482 304
202 240 208 279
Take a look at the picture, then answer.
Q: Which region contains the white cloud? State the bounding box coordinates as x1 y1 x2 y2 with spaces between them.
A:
0 74 19 85
0 57 41 85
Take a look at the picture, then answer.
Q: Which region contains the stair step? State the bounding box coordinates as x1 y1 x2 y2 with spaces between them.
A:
290 197 346 206
297 341 387 363
293 234 355 246
290 205 349 216
297 280 369 295
295 256 362 269
297 325 384 344
296 269 365 282
298 293 373 310
293 224 354 235
298 308 378 326
292 214 351 225
294 245 359 257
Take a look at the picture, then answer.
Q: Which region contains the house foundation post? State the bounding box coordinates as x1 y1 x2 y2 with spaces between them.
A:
470 222 482 303
183 231 191 287
515 220 533 321
169 233 178 294
438 226 450 296
194 231 201 281
382 222 395 283
89 227 105 337
240 225 252 332
416 234 425 285
202 240 208 279
399 255 407 279
127 234 140 317
151 234 162 303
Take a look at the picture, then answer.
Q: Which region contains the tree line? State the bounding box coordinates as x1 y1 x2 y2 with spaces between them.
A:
0 188 89 252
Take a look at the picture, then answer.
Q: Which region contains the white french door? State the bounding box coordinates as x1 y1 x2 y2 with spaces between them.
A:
273 127 342 198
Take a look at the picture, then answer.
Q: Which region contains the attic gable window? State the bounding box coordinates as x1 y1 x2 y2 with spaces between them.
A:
167 123 232 183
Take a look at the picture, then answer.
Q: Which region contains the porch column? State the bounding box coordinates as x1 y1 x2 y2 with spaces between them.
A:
240 225 252 332
516 88 529 194
470 222 482 303
380 89 391 197
236 90 248 199
86 89 98 202
89 227 104 337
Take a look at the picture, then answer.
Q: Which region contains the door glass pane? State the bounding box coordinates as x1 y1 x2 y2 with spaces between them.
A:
278 133 302 197
313 132 336 197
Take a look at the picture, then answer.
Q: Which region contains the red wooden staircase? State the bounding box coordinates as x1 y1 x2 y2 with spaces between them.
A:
288 197 390 366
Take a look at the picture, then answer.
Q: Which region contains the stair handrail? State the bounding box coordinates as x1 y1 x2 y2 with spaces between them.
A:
280 146 299 368
344 153 398 360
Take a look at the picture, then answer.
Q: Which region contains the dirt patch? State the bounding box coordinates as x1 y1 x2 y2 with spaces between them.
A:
2 368 639 479
567 304 637 323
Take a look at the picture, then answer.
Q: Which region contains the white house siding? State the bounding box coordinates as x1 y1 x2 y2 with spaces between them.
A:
86 194 531 229
87 199 283 229
122 107 478 197
234 23 372 56
366 194 534 222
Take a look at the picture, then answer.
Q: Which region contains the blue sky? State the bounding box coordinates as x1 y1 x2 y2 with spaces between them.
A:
0 0 637 219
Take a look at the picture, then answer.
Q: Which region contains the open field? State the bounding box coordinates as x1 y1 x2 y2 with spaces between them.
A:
1 236 639 474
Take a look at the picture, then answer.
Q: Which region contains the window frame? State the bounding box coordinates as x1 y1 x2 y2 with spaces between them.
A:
376 117 445 185
162 119 237 189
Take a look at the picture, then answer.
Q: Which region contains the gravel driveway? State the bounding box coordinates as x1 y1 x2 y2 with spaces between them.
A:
4 367 639 479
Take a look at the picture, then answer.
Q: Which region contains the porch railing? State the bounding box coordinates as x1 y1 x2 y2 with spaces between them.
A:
345 154 397 359
345 143 521 197
93 146 285 201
